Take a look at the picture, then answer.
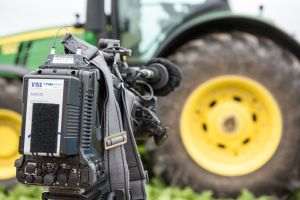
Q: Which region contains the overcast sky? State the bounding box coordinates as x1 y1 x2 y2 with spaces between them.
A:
230 0 300 39
0 0 86 36
0 0 299 40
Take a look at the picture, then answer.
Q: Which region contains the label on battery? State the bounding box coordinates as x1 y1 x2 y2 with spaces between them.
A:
24 79 64 156
52 55 74 64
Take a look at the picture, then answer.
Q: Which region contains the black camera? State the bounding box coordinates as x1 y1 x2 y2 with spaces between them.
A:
15 34 181 200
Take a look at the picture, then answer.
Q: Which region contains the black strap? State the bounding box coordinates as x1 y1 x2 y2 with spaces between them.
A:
121 86 147 200
63 34 146 199
90 54 130 200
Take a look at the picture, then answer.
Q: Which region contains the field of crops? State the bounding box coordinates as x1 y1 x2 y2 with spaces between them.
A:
0 180 274 200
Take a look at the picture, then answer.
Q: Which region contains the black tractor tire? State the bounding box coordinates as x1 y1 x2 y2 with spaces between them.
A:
153 32 300 197
0 78 22 187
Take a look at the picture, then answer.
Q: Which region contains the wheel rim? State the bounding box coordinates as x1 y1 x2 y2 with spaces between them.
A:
180 75 282 176
0 109 21 180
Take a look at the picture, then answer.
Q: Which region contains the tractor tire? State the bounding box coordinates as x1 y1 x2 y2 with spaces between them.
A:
153 32 300 197
0 78 22 187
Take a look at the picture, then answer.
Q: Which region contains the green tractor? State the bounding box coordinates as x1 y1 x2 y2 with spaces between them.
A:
1 0 300 197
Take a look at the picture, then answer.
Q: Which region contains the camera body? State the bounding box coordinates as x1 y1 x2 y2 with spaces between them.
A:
15 34 181 200
17 53 108 197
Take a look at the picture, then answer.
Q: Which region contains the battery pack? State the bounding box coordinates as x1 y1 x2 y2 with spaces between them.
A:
21 76 84 156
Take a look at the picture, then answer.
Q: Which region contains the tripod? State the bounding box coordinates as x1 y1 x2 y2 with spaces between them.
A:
42 190 123 200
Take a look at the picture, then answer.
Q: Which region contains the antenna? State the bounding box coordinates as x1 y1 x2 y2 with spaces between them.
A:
49 26 69 54
259 4 264 16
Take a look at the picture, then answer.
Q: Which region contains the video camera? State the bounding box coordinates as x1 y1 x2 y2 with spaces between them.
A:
15 34 181 200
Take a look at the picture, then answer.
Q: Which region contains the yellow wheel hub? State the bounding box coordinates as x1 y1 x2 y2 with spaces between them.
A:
0 109 21 180
180 75 282 176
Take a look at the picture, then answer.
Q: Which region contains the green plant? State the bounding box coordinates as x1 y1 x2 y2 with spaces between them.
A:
146 179 272 200
0 182 273 200
0 184 42 200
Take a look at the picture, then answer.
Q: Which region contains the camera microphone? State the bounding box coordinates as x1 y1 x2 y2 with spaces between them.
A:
138 58 182 96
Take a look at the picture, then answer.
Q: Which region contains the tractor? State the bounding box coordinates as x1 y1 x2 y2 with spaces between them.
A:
1 0 300 197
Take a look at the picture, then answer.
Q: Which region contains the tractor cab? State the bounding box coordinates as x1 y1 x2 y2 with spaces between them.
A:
86 0 230 61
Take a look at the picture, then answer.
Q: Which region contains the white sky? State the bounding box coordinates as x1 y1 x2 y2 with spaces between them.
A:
230 0 300 39
0 0 299 39
0 0 86 36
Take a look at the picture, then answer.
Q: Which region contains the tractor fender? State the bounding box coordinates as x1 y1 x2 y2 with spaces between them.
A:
154 12 300 60
0 64 29 78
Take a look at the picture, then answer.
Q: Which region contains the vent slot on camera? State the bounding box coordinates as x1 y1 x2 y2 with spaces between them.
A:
81 90 94 150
